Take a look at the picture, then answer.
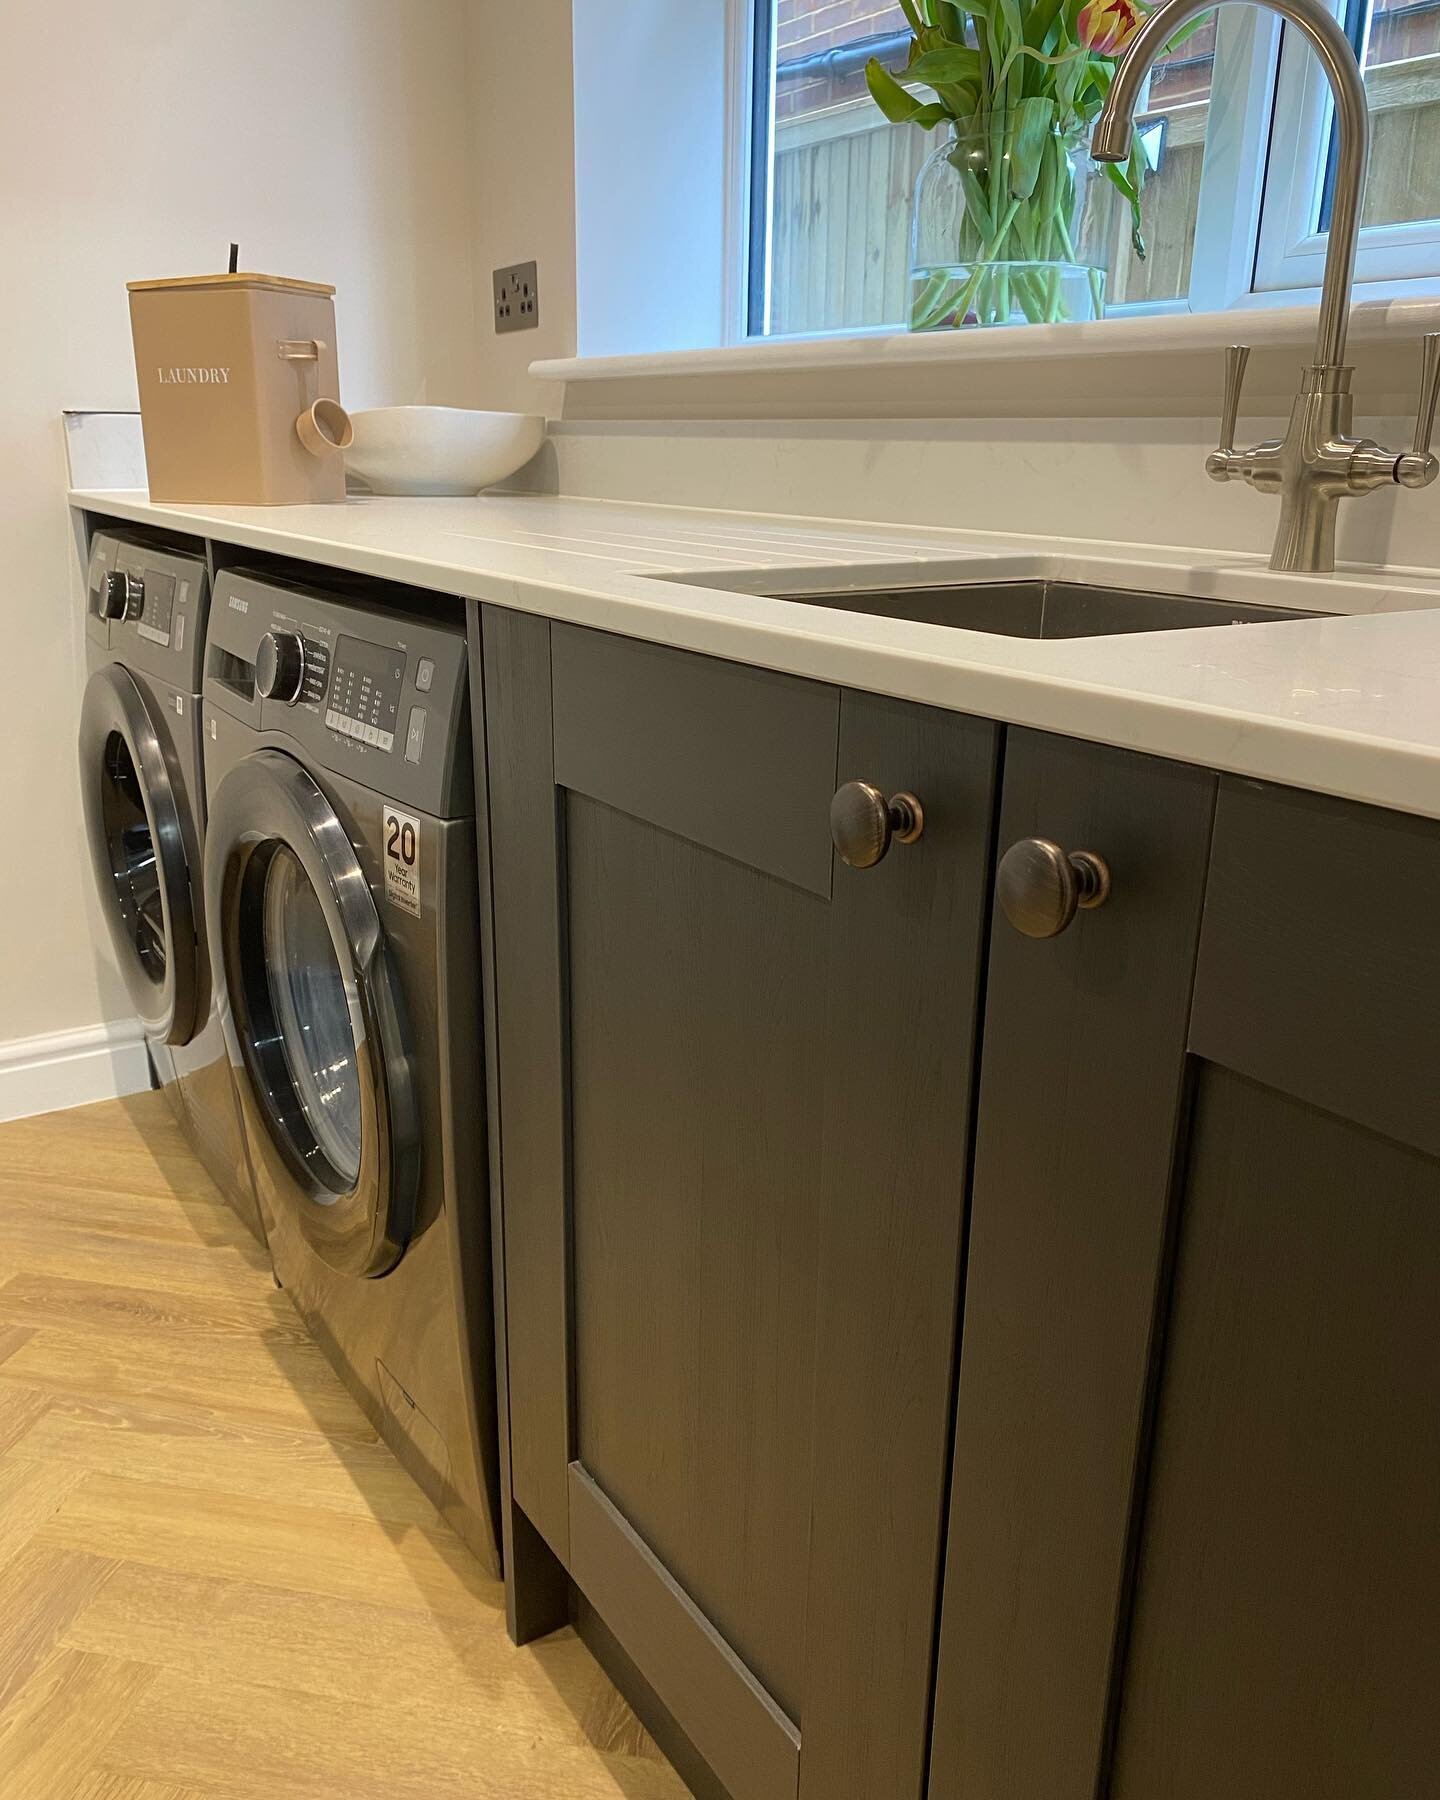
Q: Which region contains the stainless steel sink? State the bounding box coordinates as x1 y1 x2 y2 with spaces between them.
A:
753 579 1315 640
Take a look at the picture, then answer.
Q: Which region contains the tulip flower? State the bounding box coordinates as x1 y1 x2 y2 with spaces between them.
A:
1076 0 1144 55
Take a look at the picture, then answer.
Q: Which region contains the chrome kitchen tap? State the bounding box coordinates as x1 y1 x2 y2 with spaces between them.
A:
1091 0 1440 574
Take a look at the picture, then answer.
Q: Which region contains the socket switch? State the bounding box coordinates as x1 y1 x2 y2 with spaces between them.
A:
493 261 539 334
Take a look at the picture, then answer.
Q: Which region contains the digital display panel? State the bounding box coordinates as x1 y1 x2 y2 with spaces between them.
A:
326 634 407 752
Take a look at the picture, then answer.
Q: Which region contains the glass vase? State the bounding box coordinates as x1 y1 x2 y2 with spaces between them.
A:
909 113 1111 331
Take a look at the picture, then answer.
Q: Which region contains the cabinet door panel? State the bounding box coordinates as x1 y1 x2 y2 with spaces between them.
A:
929 731 1216 1800
485 614 999 1800
1193 777 1440 1158
1110 1065 1440 1799
552 622 840 897
568 789 825 1715
480 604 572 1559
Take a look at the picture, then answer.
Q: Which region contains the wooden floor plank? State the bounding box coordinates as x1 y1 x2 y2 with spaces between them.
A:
0 1547 118 1715
0 1273 308 1350
38 1472 497 1618
62 1559 669 1770
0 1647 156 1800
71 1775 209 1800
0 1095 687 1798
108 1665 688 1800
18 1395 442 1524
0 1457 89 1575
0 1386 50 1459
0 1326 374 1440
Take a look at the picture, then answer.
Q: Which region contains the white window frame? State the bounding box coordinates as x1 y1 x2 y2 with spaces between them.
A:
1254 0 1440 293
735 0 1440 341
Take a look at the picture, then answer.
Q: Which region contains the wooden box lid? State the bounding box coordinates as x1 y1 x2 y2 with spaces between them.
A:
127 271 336 296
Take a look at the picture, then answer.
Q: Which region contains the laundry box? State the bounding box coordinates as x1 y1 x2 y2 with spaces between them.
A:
128 271 353 504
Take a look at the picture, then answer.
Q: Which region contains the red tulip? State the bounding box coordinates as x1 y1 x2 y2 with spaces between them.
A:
1077 0 1144 54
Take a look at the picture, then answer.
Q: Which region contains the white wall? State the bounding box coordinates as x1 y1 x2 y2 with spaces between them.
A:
465 0 579 411
0 0 482 1074
571 0 731 358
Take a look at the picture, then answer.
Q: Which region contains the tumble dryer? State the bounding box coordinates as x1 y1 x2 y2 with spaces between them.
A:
201 567 499 1567
78 529 260 1237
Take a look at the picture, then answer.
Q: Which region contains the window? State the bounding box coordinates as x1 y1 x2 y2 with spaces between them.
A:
744 0 1440 337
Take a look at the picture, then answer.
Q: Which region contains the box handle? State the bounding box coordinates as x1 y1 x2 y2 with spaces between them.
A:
277 338 327 361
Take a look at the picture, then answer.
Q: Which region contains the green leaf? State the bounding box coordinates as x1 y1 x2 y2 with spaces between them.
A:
1102 157 1148 260
896 0 924 30
907 45 983 86
1024 0 1067 49
1009 94 1056 198
865 58 929 124
959 166 997 242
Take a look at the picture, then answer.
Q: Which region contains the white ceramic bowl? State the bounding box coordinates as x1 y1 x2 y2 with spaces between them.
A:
344 406 545 496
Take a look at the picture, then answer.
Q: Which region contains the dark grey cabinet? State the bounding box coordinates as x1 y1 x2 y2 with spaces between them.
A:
478 609 1000 1800
931 760 1440 1799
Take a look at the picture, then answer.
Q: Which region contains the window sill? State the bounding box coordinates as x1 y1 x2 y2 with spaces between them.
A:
531 297 1440 423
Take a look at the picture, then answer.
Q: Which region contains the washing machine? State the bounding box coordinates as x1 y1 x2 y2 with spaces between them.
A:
201 567 499 1569
78 529 261 1238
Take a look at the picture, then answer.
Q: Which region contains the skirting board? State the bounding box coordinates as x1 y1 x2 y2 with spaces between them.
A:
0 1020 153 1124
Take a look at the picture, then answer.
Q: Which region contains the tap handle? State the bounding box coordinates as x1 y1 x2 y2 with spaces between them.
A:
1397 334 1440 490
1219 344 1250 453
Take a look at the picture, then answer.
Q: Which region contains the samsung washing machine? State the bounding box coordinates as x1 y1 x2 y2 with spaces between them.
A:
201 567 499 1569
79 530 261 1239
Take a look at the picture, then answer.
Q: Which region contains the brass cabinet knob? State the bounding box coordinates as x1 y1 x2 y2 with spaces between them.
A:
997 837 1111 938
830 780 925 869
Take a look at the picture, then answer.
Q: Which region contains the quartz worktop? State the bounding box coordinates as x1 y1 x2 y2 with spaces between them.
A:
68 486 1440 820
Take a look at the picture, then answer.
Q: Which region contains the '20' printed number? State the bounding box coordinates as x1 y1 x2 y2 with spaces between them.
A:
386 814 417 867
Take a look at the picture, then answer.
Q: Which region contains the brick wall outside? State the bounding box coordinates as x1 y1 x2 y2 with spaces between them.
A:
775 0 908 120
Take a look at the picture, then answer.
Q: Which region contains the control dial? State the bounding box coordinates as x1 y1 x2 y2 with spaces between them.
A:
98 569 143 621
255 630 307 704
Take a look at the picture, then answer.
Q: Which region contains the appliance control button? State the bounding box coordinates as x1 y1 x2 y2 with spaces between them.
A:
255 630 306 704
377 729 395 754
414 657 435 694
99 569 142 621
404 706 427 764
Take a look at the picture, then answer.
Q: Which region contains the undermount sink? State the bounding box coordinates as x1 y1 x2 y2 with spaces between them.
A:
754 579 1315 640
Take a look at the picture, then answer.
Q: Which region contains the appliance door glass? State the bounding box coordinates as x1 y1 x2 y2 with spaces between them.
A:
78 665 197 1045
262 846 364 1191
206 748 419 1279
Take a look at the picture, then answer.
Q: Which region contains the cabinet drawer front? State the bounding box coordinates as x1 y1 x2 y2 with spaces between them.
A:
551 623 840 897
1192 778 1440 1158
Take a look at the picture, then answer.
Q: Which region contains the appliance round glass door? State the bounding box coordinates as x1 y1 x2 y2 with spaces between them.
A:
206 749 419 1278
262 845 365 1191
78 664 198 1045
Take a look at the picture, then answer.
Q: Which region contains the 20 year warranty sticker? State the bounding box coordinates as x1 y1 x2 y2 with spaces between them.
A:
382 806 421 917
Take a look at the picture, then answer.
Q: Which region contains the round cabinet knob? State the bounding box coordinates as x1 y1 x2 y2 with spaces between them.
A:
830 780 925 870
99 569 142 621
996 837 1111 938
255 630 306 704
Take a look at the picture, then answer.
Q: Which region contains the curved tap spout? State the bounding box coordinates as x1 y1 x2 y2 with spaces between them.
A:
1092 0 1369 370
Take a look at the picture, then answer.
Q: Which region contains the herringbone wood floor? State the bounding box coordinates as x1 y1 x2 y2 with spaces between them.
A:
0 1090 689 1800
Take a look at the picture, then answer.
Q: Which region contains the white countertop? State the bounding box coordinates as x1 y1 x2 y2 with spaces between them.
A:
68 486 1440 821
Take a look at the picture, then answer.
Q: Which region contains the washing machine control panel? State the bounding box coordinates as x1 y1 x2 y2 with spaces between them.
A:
323 634 405 752
87 532 208 689
206 570 471 816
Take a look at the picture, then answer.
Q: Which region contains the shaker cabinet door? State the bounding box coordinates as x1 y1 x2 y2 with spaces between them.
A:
931 766 1440 1800
1108 779 1440 1799
929 729 1217 1800
481 609 1000 1800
